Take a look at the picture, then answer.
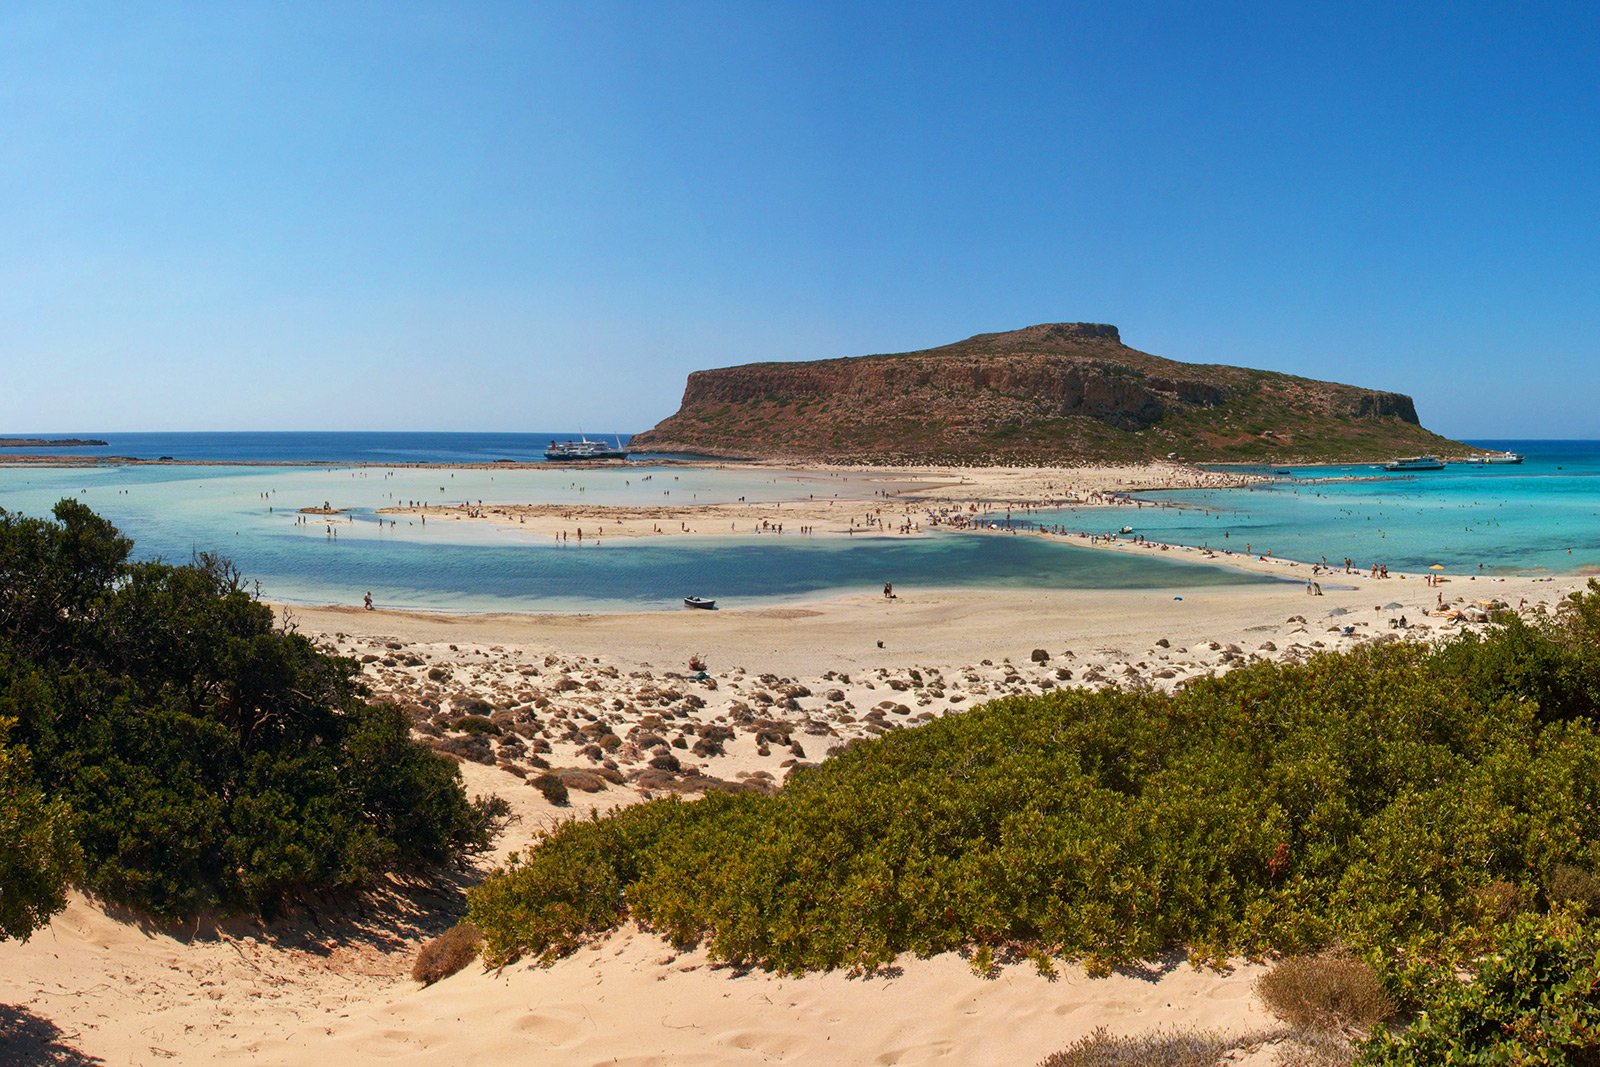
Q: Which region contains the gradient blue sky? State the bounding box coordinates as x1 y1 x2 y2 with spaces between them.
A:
3 2 1596 436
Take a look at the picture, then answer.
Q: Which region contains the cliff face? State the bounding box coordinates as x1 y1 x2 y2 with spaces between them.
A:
631 323 1458 464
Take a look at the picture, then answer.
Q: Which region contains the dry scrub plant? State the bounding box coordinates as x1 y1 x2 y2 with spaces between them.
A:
1039 1026 1243 1067
412 920 483 986
1257 952 1393 1033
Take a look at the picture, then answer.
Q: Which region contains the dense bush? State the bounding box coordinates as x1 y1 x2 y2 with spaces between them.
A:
470 582 1600 984
0 716 82 940
0 500 493 919
1356 913 1600 1064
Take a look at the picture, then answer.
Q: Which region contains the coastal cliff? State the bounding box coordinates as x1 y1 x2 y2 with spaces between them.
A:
631 323 1465 464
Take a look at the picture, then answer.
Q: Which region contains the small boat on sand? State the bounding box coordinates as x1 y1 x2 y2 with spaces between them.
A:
683 597 716 610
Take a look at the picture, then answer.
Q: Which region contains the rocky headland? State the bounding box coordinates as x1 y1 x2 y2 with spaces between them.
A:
630 323 1469 464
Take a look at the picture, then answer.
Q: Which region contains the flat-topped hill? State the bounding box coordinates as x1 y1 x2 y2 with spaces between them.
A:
630 323 1469 464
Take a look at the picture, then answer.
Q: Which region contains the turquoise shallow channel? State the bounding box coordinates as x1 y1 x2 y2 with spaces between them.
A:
0 435 1594 611
1032 439 1600 577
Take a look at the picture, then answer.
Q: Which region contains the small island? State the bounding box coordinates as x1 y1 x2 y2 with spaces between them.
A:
630 323 1471 465
0 437 109 447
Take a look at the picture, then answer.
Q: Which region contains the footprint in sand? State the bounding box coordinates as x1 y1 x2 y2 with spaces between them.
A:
874 1039 957 1064
512 1009 590 1048
716 1029 803 1057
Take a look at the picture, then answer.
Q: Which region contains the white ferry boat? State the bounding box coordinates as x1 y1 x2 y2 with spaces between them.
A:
1463 451 1524 465
545 436 630 461
1383 455 1446 472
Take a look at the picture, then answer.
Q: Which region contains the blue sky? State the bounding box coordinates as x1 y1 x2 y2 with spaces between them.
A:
2 2 1595 436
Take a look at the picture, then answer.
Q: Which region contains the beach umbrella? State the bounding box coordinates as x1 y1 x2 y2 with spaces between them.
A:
1328 607 1350 616
1429 564 1447 571
1383 602 1404 611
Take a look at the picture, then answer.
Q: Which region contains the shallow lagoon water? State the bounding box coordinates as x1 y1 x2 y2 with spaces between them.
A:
0 461 1269 611
3 437 1595 610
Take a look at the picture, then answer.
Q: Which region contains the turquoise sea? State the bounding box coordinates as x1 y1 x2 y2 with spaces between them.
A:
1 434 1594 610
1030 440 1600 577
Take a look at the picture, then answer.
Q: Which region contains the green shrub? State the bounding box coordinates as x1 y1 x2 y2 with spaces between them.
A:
467 589 1600 986
0 717 82 940
1356 913 1600 1065
412 920 482 985
0 501 492 919
472 798 720 966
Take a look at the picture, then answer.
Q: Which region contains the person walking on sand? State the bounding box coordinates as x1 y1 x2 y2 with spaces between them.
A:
884 581 894 599
363 591 373 611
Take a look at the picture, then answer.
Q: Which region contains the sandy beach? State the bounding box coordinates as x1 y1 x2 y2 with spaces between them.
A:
368 460 1261 541
4 551 1583 1065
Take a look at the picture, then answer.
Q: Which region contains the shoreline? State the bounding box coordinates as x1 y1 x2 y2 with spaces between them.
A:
7 456 1588 609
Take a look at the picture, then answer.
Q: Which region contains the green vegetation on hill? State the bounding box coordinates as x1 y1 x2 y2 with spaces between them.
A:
469 585 1600 1018
0 500 495 928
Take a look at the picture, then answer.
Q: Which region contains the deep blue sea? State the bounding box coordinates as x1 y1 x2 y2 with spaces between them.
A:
1 430 643 464
2 434 1594 610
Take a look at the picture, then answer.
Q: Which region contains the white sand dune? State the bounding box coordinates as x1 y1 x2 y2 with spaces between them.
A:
5 890 1276 1066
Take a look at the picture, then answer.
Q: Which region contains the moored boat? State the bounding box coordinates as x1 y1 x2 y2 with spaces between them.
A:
545 435 630 461
1383 455 1446 471
683 596 716 610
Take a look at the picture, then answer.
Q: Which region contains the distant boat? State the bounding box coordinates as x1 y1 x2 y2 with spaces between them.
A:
1118 526 1134 535
1384 455 1446 472
545 435 630 461
1463 451 1524 465
683 596 716 610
